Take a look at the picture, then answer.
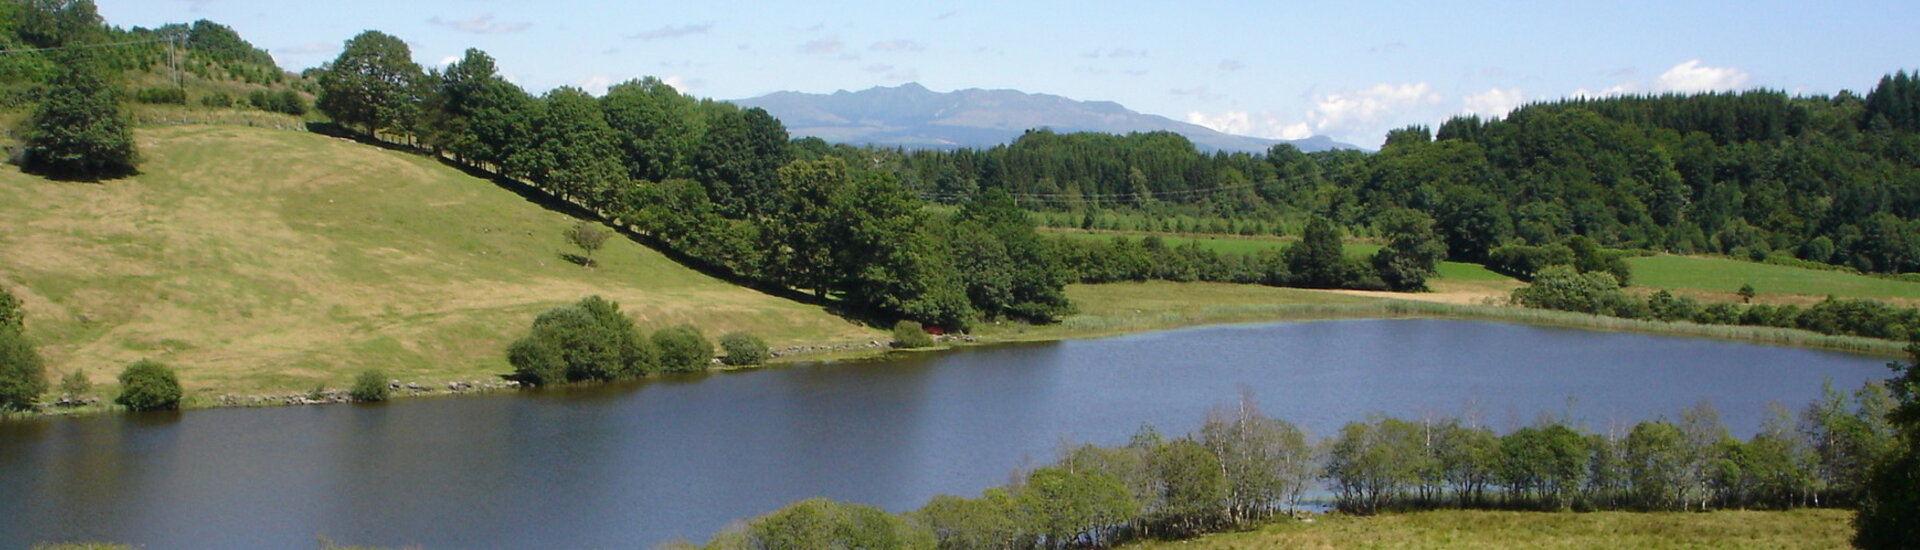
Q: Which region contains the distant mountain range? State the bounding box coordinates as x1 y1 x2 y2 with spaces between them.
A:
730 83 1360 153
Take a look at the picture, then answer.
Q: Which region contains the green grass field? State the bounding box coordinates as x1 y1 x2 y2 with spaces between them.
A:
0 125 879 397
1043 230 1512 281
1630 255 1920 303
1124 509 1853 550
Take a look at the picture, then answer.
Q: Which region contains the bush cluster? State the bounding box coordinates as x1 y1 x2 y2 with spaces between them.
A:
506 296 660 385
349 369 389 402
891 320 934 349
718 332 769 367
1513 267 1920 340
114 359 182 411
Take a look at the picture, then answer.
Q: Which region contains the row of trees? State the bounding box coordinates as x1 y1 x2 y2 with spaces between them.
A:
312 35 1075 328
701 377 1912 549
1511 266 1920 340
1052 211 1446 292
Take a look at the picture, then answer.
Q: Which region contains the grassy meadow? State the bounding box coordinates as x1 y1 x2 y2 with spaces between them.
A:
1123 509 1854 550
0 125 879 398
1629 254 1920 304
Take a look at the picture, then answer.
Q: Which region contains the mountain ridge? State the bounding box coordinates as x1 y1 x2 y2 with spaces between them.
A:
731 83 1359 153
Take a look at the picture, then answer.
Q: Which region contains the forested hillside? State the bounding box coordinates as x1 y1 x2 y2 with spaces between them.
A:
848 87 1920 277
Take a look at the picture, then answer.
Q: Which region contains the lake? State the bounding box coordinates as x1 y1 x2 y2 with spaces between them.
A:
0 319 1892 549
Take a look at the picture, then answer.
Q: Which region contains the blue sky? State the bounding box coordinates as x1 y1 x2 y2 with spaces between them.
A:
97 0 1920 148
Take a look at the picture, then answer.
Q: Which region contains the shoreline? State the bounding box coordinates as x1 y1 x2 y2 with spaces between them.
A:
5 296 1906 421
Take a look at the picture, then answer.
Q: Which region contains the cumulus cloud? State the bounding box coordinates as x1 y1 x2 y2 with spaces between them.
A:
1461 87 1526 118
627 23 713 41
1218 59 1245 72
798 36 845 55
870 39 927 53
1653 59 1751 93
1186 110 1314 140
429 14 532 35
662 75 702 93
579 75 616 96
1186 82 1442 144
437 55 460 67
1309 82 1442 134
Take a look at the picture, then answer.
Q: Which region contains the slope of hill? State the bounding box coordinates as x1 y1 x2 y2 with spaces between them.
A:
0 125 879 395
732 83 1359 153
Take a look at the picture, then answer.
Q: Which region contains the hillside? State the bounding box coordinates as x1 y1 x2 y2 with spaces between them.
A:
0 125 879 396
732 83 1359 152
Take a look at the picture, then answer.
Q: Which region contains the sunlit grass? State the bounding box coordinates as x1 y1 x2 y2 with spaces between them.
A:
0 125 878 398
1124 508 1854 550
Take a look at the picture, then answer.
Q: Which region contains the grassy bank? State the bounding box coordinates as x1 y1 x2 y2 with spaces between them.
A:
1124 508 1853 550
0 125 879 401
1040 229 1514 281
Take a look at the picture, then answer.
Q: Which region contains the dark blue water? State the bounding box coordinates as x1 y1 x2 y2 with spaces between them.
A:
0 319 1892 549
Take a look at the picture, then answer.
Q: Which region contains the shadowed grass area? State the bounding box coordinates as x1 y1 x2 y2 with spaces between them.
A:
1123 508 1853 550
1629 254 1920 303
0 125 879 398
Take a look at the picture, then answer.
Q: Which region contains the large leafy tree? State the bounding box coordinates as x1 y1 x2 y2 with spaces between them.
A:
1371 207 1447 291
525 86 625 208
20 48 135 179
317 30 424 136
0 328 46 410
1286 217 1352 289
602 77 704 182
1854 335 1920 548
695 105 790 217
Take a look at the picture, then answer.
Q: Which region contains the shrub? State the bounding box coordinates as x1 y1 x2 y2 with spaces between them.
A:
58 368 91 397
349 369 389 402
114 359 182 412
653 324 713 373
0 328 48 410
133 86 187 105
892 320 935 349
506 296 655 385
719 332 770 367
199 92 233 108
1510 265 1633 316
706 498 934 550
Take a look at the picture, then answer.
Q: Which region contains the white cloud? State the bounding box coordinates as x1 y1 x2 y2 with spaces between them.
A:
1653 59 1750 93
626 23 713 41
429 14 532 35
579 75 616 96
1308 82 1442 134
1188 82 1441 145
662 75 703 93
870 40 927 53
1570 84 1636 99
1186 110 1313 140
1461 87 1526 118
437 55 460 67
798 36 845 55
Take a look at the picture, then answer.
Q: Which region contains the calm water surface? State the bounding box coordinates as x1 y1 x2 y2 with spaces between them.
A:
0 319 1892 549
